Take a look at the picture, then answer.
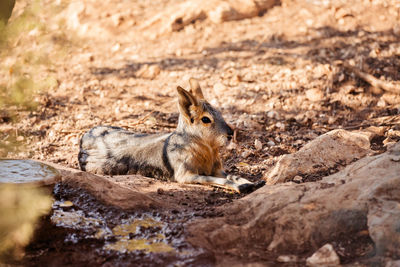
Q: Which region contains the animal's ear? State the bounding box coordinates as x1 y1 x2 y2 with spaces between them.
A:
189 78 204 99
177 86 198 121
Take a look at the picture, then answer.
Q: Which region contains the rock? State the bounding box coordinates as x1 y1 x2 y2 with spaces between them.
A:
305 88 324 102
306 244 340 266
136 65 161 80
142 0 277 35
377 98 386 107
241 149 252 158
37 161 162 210
382 93 400 105
386 260 400 267
267 140 275 146
188 142 400 263
293 175 303 183
213 82 226 94
254 139 263 151
275 122 285 131
277 255 298 263
157 188 164 195
208 0 277 23
263 129 372 184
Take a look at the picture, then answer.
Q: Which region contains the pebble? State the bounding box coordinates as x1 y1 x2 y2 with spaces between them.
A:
293 175 303 183
136 65 161 80
377 98 386 107
59 200 74 208
226 141 238 150
275 122 285 131
267 140 275 146
157 188 164 195
277 255 298 263
306 243 340 266
305 88 324 102
213 82 226 94
267 110 280 120
241 150 252 158
254 139 263 151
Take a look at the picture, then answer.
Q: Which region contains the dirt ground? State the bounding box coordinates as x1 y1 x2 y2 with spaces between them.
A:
1 0 400 265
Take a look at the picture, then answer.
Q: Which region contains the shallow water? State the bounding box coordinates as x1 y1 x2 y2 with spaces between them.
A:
0 159 59 183
39 184 212 266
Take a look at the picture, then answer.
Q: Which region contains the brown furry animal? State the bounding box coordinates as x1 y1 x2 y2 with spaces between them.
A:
78 78 264 193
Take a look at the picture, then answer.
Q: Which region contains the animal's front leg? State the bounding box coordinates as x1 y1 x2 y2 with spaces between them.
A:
175 167 256 193
214 169 265 191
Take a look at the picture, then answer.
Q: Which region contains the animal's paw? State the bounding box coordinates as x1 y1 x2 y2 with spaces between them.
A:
237 180 266 194
238 183 255 194
254 180 266 189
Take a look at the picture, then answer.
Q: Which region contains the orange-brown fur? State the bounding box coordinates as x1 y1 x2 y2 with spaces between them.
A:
79 78 262 193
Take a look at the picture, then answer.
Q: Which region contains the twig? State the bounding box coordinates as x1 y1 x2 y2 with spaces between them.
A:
342 62 400 94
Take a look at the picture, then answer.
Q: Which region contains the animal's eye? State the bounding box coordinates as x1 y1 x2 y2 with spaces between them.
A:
201 116 212 124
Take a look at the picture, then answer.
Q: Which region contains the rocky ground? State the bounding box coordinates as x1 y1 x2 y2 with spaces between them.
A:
1 0 400 266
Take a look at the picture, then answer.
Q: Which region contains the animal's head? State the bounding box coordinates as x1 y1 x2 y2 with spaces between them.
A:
176 78 234 143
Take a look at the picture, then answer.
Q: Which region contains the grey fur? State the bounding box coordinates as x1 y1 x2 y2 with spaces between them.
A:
78 79 263 193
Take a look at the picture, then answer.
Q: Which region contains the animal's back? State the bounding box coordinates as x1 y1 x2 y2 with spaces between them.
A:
78 126 171 179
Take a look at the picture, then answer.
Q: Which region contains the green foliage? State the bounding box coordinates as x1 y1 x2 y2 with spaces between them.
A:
0 0 57 115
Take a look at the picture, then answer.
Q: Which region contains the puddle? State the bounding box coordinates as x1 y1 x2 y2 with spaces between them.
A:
51 204 175 254
0 159 59 184
104 217 175 253
39 184 213 266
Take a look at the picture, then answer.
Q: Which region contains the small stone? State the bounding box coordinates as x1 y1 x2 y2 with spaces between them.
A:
267 140 275 146
295 113 306 123
16 136 24 142
327 117 336 125
267 110 278 119
136 65 161 80
157 188 164 194
306 243 340 266
377 98 386 107
111 43 120 52
305 88 324 102
293 175 303 183
277 255 298 263
175 49 183 57
275 122 285 131
389 155 400 162
59 200 74 208
241 150 252 158
254 139 263 151
213 82 226 94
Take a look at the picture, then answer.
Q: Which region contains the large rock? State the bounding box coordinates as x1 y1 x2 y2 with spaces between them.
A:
306 243 340 266
263 129 373 184
141 0 277 35
40 161 162 210
188 141 400 263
